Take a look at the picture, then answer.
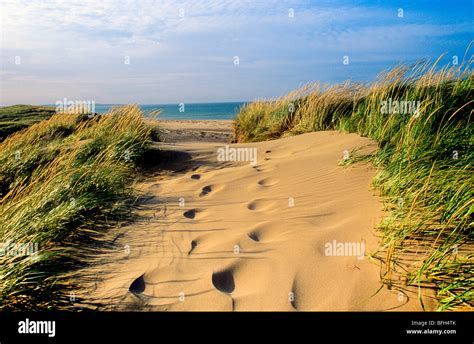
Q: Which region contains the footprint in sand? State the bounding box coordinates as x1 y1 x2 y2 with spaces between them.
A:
264 150 271 160
211 269 235 294
247 198 276 211
199 185 212 196
199 184 223 197
247 232 260 242
252 164 275 173
257 177 278 187
288 277 304 310
129 274 146 294
247 222 279 243
191 174 201 180
211 263 273 311
183 209 197 219
188 240 198 255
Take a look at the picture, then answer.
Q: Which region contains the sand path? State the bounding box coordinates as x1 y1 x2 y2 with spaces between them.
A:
76 131 435 311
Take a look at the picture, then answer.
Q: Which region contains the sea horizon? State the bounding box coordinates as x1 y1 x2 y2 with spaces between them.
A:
41 101 249 120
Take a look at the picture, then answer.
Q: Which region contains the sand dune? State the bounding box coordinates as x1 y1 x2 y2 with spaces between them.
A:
76 131 436 311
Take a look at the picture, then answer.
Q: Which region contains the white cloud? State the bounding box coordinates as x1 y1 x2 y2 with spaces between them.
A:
0 0 471 104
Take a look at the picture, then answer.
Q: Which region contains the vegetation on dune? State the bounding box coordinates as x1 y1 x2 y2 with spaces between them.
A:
0 105 57 141
0 60 471 311
233 55 473 310
0 105 152 310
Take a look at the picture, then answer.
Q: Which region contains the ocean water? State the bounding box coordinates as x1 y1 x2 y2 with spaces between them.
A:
94 102 247 120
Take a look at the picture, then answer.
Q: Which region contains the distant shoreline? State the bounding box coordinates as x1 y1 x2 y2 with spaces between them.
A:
155 118 233 123
42 102 248 121
148 118 233 143
0 103 246 121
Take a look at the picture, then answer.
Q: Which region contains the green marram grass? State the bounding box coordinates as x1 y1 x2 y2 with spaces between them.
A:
234 55 473 310
0 105 152 310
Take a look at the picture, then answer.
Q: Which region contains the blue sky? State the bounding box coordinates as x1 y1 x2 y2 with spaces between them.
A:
0 0 472 105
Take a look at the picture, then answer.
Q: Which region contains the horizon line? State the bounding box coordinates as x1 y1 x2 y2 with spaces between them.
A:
0 100 251 107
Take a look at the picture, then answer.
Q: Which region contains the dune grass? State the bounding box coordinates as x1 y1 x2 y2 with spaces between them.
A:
0 105 152 310
233 56 473 310
0 105 57 141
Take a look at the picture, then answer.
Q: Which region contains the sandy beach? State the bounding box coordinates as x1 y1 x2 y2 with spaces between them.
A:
152 119 233 143
75 124 436 311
